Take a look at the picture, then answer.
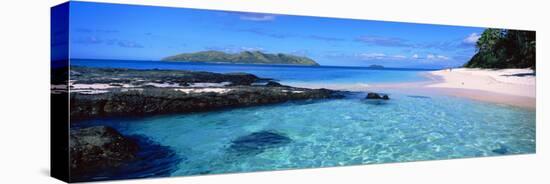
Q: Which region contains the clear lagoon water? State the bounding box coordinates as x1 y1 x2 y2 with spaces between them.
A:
71 59 536 179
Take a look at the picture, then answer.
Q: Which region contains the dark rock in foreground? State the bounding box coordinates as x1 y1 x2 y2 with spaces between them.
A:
71 134 181 182
69 126 139 175
228 130 292 155
365 92 390 100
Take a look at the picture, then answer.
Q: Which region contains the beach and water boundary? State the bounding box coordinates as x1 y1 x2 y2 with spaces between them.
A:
71 59 536 110
283 68 536 110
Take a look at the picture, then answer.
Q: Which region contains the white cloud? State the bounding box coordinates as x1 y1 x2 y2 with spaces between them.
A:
239 47 264 51
426 54 450 61
239 13 277 21
463 33 481 44
357 53 451 61
359 53 386 60
393 55 407 59
436 55 450 60
358 53 409 61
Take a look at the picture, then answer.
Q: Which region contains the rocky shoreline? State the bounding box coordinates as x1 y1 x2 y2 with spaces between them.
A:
69 67 345 120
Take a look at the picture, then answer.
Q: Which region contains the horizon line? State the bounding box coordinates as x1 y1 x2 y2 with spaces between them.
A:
69 58 444 70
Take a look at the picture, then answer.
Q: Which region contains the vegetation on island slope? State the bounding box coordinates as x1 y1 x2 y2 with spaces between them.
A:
367 64 384 69
162 50 320 66
464 29 536 70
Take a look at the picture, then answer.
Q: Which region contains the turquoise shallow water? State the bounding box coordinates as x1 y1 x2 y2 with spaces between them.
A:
70 59 535 179
77 92 536 177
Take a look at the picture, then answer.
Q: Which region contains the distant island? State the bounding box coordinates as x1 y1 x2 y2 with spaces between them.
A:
464 29 535 70
367 64 384 69
162 50 320 66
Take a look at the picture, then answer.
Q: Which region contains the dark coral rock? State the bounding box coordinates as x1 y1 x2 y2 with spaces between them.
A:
69 67 345 120
71 134 181 182
69 126 139 175
70 86 341 120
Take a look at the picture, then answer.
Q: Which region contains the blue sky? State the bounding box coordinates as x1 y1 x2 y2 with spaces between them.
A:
68 1 485 69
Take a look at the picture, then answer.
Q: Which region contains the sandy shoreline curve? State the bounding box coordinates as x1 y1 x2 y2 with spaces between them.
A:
287 68 536 110
423 68 535 109
426 68 535 98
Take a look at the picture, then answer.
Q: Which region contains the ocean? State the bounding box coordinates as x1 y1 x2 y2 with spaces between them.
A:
70 59 432 85
70 59 536 180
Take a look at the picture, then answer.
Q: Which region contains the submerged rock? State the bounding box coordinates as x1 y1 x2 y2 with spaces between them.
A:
492 144 509 155
229 131 292 155
69 126 139 175
365 92 390 100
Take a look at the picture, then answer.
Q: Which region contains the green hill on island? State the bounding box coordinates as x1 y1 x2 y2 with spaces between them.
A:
464 29 535 70
367 64 384 69
162 50 320 66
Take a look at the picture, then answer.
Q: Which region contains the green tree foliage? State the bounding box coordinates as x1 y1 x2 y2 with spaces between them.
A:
464 29 536 70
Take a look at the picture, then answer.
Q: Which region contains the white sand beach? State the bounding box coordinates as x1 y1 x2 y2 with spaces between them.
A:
175 88 233 94
288 68 536 109
426 68 535 97
425 68 536 109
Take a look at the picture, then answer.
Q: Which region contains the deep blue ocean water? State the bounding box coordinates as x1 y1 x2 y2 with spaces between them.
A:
71 59 535 179
70 59 431 84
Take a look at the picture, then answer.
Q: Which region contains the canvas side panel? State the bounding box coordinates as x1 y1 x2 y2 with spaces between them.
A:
50 2 70 182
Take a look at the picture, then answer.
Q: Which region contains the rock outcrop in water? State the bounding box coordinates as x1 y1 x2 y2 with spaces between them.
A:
70 66 262 87
69 126 139 175
228 131 292 155
70 86 339 119
365 92 390 100
69 67 345 120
